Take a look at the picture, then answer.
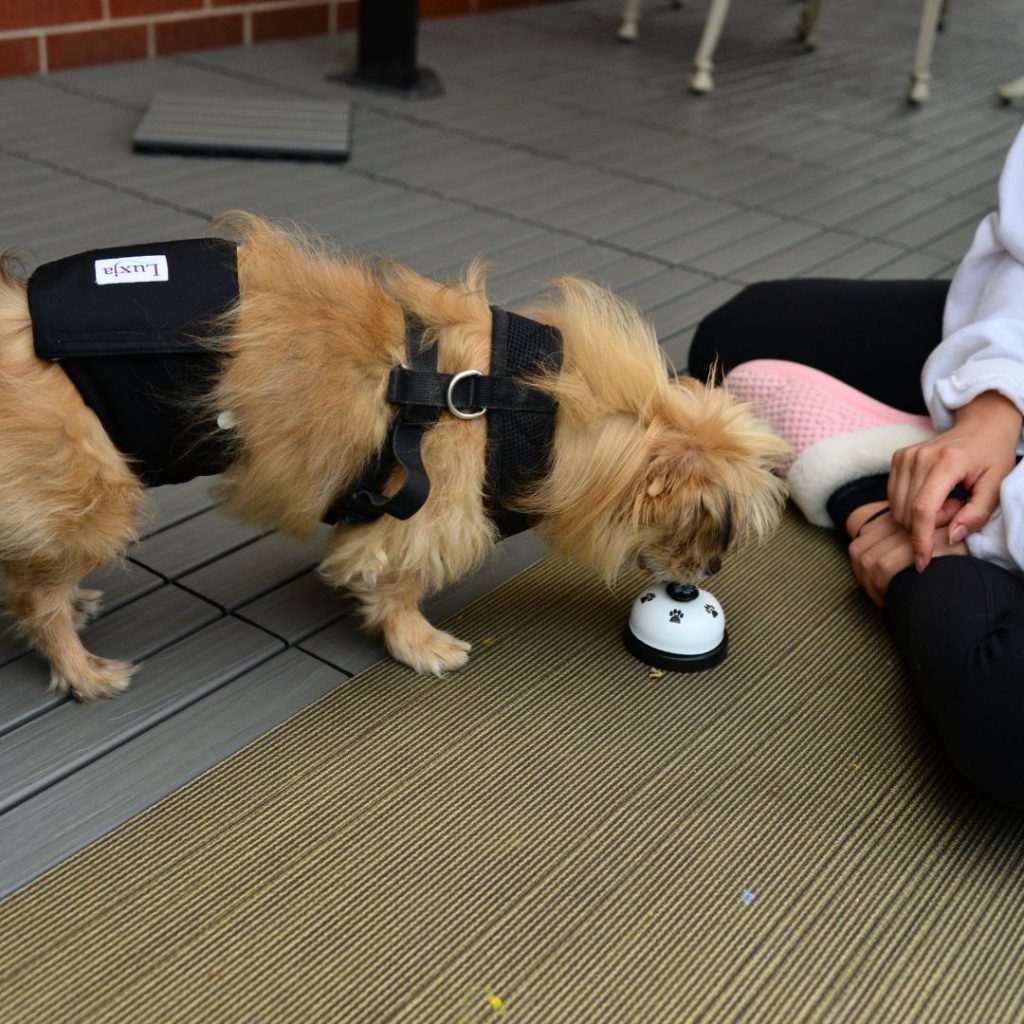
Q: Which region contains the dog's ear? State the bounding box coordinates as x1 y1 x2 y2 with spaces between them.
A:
633 436 705 521
645 476 667 498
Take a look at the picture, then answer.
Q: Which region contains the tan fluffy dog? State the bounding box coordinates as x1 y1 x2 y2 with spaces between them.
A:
0 212 788 699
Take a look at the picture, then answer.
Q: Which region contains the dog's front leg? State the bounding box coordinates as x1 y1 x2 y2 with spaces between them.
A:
323 559 471 675
368 574 472 676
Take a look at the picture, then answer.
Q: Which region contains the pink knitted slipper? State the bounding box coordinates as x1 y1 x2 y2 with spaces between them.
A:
724 359 935 527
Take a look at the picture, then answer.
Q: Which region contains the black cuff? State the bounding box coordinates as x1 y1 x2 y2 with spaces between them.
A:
826 473 890 530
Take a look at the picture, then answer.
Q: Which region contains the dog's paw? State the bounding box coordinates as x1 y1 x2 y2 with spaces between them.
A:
388 622 472 677
51 655 135 701
71 587 104 631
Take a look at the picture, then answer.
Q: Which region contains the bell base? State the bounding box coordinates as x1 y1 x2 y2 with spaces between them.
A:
623 627 729 672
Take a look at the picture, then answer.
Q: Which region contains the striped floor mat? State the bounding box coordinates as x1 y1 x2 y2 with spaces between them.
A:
2 511 1023 1023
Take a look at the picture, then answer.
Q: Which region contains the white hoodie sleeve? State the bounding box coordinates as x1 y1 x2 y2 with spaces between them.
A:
920 123 1024 574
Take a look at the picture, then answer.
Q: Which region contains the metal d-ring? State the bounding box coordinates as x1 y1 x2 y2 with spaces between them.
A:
446 369 486 419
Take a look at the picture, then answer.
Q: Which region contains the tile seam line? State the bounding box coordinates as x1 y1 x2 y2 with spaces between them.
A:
0 146 213 224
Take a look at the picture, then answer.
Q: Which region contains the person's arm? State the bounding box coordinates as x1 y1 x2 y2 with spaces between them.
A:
888 390 1021 570
890 125 1024 571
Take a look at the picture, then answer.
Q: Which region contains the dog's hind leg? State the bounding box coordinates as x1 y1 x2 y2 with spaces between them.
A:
71 585 105 631
5 572 134 700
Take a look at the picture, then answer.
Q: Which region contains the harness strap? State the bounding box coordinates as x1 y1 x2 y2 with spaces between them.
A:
323 314 438 525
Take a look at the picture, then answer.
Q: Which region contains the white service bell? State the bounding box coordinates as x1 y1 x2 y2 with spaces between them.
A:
624 581 727 671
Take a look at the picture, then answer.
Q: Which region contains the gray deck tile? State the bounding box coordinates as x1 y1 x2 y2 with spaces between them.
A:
83 561 166 616
0 648 343 900
732 230 865 283
882 199 988 249
432 232 583 286
359 209 534 264
724 164 838 210
45 55 289 107
235 572 351 645
836 190 950 240
0 617 283 815
807 239 912 279
646 210 782 266
141 477 219 538
645 279 744 353
669 152 800 198
562 189 705 242
867 251 952 280
131 508 267 580
922 218 984 261
618 267 713 314
689 219 821 277
576 253 670 293
797 181 914 230
490 241 641 295
297 616 387 677
765 172 877 219
604 199 742 252
0 584 221 737
178 528 331 611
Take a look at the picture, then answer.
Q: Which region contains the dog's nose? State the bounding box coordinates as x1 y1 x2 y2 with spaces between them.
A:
706 557 722 576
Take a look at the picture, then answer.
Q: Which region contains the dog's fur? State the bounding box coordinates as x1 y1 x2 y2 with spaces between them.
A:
0 212 788 699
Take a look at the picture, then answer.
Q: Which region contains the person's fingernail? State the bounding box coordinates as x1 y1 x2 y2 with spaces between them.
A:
915 556 926 573
949 524 967 544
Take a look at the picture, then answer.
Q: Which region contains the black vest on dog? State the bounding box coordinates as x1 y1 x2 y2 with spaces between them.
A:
28 238 238 487
28 239 561 535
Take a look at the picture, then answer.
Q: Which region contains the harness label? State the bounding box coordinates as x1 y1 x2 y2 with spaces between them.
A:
94 254 169 285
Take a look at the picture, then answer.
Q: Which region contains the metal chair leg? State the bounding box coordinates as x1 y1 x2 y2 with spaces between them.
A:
618 0 642 42
690 0 733 93
907 0 944 105
796 0 825 52
996 74 1024 106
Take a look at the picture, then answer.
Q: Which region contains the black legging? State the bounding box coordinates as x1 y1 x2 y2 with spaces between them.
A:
690 279 1024 809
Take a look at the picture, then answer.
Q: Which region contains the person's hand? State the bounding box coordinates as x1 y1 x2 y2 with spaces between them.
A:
888 390 1022 573
848 507 967 607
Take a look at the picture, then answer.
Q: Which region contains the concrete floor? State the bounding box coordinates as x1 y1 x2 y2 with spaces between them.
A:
0 0 1022 897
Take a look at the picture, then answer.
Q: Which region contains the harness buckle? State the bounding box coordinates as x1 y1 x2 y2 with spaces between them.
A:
446 369 487 420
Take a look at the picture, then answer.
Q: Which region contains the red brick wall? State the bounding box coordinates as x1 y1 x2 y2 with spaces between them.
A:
0 0 557 77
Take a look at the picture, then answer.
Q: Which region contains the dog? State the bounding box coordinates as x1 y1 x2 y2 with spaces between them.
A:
0 212 788 699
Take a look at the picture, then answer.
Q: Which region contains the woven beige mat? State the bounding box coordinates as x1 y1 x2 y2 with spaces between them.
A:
2 510 1023 1023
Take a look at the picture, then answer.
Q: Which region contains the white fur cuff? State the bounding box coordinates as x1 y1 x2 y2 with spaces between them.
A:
787 424 935 528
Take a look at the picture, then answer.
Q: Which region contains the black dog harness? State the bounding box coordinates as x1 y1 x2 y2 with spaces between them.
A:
28 239 562 536
324 306 562 538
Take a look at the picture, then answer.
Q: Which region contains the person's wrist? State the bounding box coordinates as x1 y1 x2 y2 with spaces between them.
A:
954 389 1024 436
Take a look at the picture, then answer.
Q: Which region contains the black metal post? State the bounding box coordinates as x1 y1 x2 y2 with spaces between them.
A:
330 0 443 100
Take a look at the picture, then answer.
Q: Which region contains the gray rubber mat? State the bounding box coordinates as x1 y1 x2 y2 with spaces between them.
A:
133 93 351 161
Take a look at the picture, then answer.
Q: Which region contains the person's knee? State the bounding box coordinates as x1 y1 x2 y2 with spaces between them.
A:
688 280 789 382
888 556 1024 808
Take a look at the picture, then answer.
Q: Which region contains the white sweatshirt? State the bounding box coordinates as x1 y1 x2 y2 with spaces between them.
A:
921 122 1024 575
